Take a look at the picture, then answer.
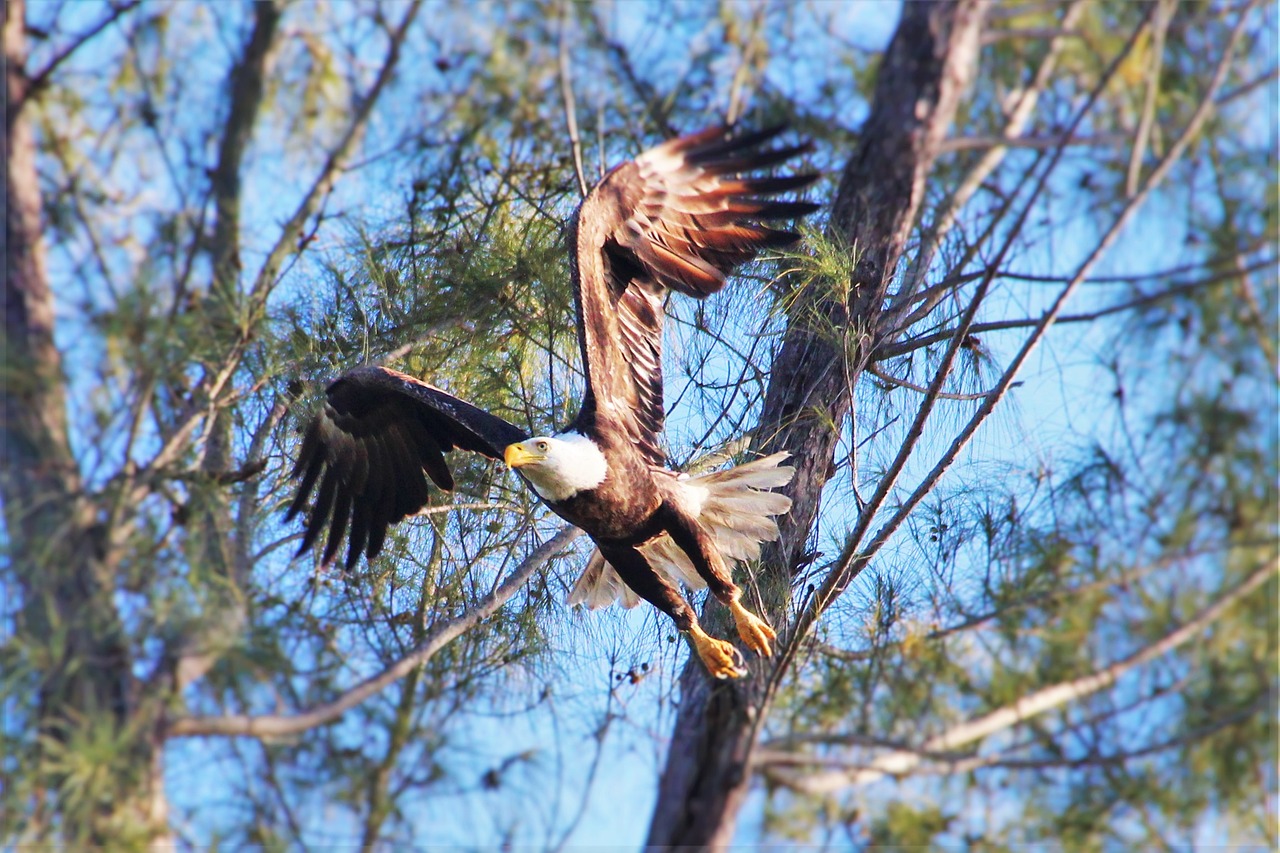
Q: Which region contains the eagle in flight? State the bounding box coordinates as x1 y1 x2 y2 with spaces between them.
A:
287 125 818 678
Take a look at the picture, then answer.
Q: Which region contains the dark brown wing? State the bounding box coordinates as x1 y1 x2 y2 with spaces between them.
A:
569 125 818 465
285 365 529 569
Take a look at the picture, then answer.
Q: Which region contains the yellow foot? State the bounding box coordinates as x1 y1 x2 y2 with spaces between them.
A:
730 598 777 657
688 625 747 679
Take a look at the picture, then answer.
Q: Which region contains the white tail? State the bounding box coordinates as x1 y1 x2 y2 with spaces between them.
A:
568 453 794 610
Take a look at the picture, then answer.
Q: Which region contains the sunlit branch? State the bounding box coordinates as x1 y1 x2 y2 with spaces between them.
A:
1126 0 1174 197
167 525 582 738
980 26 1082 44
558 2 589 198
760 560 1275 795
761 697 1264 778
939 133 1125 153
879 256 1276 359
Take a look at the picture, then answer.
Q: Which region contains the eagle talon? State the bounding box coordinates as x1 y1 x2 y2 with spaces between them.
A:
689 626 748 679
730 599 777 657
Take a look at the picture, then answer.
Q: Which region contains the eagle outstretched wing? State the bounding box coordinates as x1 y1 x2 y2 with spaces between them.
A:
286 366 528 569
569 125 819 464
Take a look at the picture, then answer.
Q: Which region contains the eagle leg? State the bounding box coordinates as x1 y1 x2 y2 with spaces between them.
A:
688 624 747 680
729 598 777 657
658 499 777 658
598 539 749 679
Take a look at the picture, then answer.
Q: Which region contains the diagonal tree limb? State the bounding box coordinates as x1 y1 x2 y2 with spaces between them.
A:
244 0 423 320
19 1 142 106
166 525 582 738
1125 0 1174 197
878 255 1276 359
789 0 1256 653
558 1 588 198
761 559 1276 794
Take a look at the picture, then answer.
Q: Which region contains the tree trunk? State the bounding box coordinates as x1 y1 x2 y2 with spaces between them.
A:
645 3 990 847
3 0 167 843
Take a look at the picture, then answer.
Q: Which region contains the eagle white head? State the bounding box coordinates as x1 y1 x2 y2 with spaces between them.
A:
504 432 608 502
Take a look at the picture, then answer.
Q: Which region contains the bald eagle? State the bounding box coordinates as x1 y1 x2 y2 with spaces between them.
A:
287 126 818 678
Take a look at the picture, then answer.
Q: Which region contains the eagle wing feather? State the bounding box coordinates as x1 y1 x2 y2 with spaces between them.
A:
286 365 529 569
570 125 818 464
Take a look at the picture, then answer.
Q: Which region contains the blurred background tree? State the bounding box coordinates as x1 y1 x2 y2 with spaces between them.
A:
2 0 1273 849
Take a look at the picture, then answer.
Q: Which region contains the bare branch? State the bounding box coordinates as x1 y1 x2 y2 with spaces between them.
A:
1126 0 1174 196
246 0 423 315
867 362 1007 401
761 560 1276 795
166 526 582 738
939 132 1124 153
761 696 1265 778
559 2 588 198
879 255 1276 359
21 1 141 103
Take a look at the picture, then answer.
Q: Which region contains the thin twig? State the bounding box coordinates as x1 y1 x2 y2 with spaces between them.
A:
879 256 1275 359
867 363 1008 401
762 560 1275 794
559 2 589 198
21 1 142 103
1126 0 1173 197
167 526 582 738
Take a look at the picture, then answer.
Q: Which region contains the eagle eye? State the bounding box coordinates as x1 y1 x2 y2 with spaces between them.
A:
536 440 549 452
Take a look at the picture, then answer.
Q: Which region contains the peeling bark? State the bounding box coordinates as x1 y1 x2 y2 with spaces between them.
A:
645 3 990 847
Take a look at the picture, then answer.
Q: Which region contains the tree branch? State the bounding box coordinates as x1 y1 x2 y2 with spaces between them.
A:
938 132 1124 153
878 256 1275 359
245 0 423 317
1125 0 1173 197
558 1 588 198
20 1 141 105
867 362 1007 401
788 0 1256 653
760 560 1275 795
166 525 582 738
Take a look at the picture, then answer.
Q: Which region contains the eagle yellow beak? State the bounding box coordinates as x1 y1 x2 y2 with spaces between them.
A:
504 442 542 469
